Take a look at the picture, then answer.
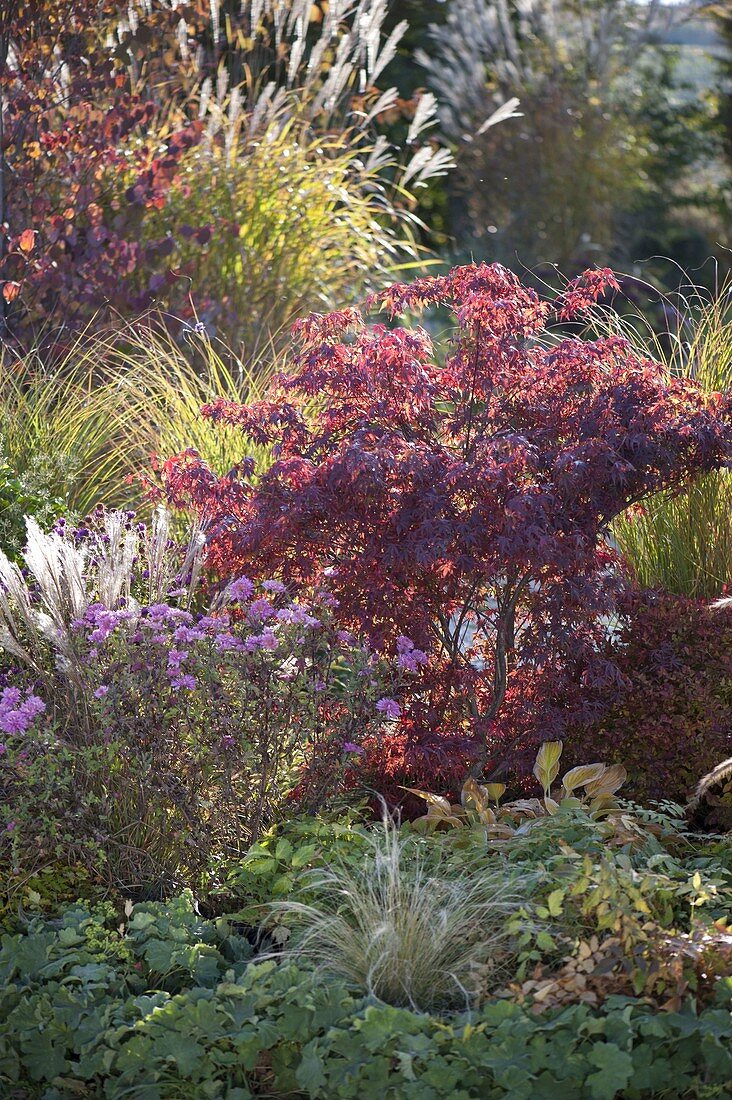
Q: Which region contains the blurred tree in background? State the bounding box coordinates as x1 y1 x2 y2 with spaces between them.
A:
415 0 729 285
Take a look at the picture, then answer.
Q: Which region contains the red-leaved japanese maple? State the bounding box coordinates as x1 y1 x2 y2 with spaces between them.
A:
162 264 732 786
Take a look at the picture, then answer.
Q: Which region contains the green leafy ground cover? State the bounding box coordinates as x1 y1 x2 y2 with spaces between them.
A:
1 811 730 1099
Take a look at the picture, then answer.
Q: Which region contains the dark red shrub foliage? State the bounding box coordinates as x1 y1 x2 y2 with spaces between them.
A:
563 593 732 812
162 264 732 790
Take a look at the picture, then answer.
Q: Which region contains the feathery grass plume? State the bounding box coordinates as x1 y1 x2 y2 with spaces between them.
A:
608 275 732 598
687 757 732 816
266 817 527 1012
140 103 439 356
0 508 206 684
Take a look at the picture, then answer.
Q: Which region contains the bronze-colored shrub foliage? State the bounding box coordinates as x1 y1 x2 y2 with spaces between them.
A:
564 594 732 817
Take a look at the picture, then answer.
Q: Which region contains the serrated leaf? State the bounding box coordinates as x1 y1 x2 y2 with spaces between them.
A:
274 838 293 862
586 1043 634 1100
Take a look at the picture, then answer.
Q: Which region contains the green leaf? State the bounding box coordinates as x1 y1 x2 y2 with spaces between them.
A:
546 889 564 917
291 843 319 869
296 1047 326 1092
586 1043 634 1100
275 839 293 863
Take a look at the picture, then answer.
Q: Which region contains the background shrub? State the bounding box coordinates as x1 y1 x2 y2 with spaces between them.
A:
564 593 732 813
0 1 450 353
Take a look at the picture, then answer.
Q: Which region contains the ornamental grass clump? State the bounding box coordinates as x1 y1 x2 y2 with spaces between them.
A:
161 263 732 793
269 819 526 1012
611 279 732 599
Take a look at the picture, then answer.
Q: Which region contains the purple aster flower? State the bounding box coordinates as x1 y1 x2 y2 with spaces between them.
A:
171 674 197 691
247 598 275 622
0 688 46 735
228 576 255 602
214 631 243 652
166 649 189 668
398 648 428 673
93 685 109 699
1 688 21 709
376 697 401 720
343 742 365 755
262 579 286 594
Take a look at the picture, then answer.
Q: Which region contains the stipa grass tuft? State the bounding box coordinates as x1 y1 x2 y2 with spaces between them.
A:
267 819 527 1013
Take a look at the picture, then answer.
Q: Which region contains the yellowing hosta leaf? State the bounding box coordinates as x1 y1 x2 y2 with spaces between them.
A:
544 796 560 815
485 783 506 802
533 741 563 794
475 804 497 825
485 823 516 839
560 763 606 795
507 798 545 817
589 793 619 815
584 764 627 798
403 788 452 815
461 777 493 812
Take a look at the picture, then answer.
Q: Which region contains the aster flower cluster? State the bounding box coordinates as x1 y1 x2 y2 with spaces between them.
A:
71 577 341 699
1 553 427 882
0 686 45 738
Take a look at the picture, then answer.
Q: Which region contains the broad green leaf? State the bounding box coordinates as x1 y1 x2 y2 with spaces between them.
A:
547 889 564 916
586 1043 634 1100
485 783 506 802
